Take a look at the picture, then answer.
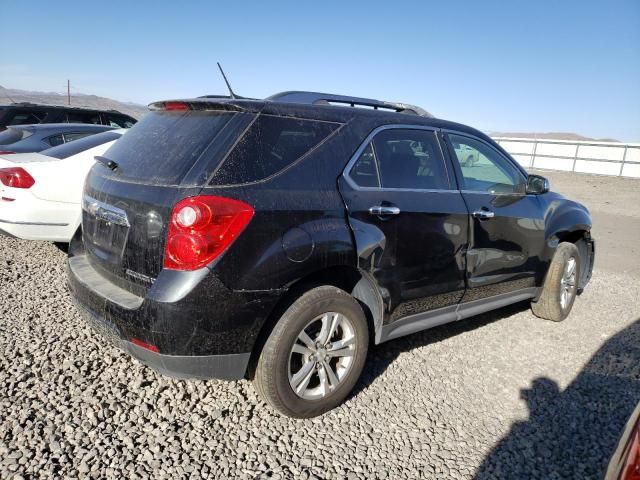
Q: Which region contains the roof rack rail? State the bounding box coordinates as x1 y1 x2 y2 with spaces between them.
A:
266 91 432 117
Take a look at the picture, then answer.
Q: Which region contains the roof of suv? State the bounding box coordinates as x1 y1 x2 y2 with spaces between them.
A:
0 103 128 114
149 91 490 142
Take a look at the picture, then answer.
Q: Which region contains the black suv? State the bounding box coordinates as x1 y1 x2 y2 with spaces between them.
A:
0 103 137 130
67 91 595 417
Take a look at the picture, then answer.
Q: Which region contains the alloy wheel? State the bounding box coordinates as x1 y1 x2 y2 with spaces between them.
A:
288 312 356 400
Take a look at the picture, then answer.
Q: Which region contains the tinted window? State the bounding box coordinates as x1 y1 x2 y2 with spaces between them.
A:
43 131 122 159
373 129 450 190
211 115 339 184
66 111 101 124
349 144 379 187
105 114 136 128
448 134 525 194
63 132 93 143
103 110 234 184
47 134 65 147
8 111 46 125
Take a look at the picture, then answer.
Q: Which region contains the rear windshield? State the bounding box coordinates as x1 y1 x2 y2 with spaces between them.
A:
101 111 234 184
42 131 122 159
210 115 340 184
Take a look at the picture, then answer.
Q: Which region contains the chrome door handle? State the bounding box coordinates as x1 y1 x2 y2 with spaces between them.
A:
472 209 495 220
369 205 401 216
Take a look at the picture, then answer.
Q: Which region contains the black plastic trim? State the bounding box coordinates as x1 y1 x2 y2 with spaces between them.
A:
379 287 539 343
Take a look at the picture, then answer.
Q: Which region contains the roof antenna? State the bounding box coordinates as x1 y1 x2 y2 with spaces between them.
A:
217 62 237 99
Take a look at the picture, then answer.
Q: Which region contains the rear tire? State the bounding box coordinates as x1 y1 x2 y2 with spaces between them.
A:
254 286 369 418
531 242 581 322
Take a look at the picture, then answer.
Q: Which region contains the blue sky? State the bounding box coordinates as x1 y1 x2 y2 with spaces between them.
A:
1 0 639 141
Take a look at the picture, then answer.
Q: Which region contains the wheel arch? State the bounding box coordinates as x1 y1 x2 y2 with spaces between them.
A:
245 265 383 379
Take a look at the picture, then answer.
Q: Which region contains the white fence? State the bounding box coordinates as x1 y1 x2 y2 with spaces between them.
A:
492 137 640 178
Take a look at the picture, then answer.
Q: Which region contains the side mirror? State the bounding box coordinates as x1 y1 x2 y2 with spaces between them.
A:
526 174 550 194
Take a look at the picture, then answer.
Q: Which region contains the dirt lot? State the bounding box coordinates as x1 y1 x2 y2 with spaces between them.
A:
532 169 640 274
0 172 639 479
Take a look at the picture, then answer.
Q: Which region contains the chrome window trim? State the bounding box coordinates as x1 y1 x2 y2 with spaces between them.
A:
460 189 531 197
343 124 455 193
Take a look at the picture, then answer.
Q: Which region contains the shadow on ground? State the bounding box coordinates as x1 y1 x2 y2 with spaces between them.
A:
351 300 531 397
474 318 640 480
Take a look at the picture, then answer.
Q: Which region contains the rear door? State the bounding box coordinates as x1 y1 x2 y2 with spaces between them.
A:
339 126 469 326
443 132 545 300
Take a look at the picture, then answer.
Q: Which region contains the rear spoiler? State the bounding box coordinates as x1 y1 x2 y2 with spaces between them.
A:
148 100 247 113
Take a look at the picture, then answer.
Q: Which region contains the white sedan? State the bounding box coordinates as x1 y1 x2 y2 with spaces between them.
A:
0 130 125 242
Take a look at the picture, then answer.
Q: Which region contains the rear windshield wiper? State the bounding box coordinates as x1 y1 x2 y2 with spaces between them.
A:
95 155 119 171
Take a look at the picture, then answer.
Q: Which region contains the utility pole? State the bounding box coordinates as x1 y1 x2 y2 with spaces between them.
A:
67 80 70 105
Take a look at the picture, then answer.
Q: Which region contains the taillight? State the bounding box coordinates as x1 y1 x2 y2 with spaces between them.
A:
165 101 189 111
164 195 254 271
0 151 16 155
129 338 159 353
622 419 640 480
0 167 35 189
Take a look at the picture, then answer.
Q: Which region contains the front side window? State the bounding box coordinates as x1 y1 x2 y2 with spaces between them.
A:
448 134 526 194
371 129 450 190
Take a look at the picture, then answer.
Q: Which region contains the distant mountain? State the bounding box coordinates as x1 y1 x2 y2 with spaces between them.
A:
0 87 625 142
0 85 148 119
490 131 620 143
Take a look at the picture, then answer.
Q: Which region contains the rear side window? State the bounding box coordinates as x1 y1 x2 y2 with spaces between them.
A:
102 111 234 184
7 110 47 125
210 115 340 184
46 134 65 147
42 131 122 159
63 132 94 142
105 114 136 128
66 111 101 124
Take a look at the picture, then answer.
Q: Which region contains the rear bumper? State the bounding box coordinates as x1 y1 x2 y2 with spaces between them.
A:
67 249 281 380
72 296 250 379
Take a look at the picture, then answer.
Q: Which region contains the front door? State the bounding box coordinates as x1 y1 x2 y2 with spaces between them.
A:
444 132 546 301
339 126 469 327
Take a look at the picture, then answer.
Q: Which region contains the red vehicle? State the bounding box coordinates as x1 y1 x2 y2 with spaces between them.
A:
606 402 640 480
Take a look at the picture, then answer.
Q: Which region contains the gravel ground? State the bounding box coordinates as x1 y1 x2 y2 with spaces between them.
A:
1 175 639 479
1 240 639 479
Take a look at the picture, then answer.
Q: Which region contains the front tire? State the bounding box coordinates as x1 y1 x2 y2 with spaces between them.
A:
254 286 369 418
531 242 581 322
